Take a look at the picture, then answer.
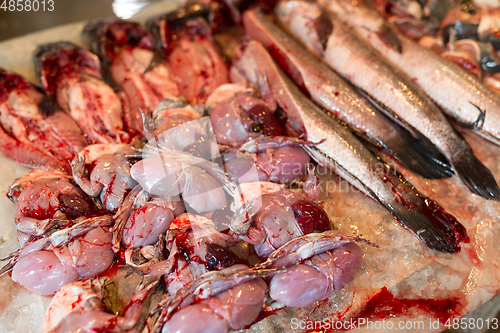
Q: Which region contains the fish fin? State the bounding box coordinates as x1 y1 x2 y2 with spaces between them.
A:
387 172 467 253
353 85 418 135
452 148 500 200
314 11 334 50
384 123 454 179
391 199 465 253
353 86 454 178
376 25 402 53
455 103 487 130
309 146 465 253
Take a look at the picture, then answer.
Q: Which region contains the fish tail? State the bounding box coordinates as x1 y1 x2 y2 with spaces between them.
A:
309 145 467 253
391 200 466 253
381 168 467 253
452 148 500 200
384 123 454 179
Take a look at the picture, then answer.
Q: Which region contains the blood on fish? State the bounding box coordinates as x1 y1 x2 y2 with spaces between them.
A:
380 169 467 250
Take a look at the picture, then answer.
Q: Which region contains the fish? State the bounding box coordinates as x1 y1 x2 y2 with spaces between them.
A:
242 9 454 180
276 0 500 200
231 40 468 253
319 0 500 146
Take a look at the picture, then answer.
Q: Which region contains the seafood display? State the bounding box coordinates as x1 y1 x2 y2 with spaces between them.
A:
0 69 87 173
242 8 455 180
232 40 467 253
319 0 500 147
365 0 500 91
2 0 500 332
275 0 500 200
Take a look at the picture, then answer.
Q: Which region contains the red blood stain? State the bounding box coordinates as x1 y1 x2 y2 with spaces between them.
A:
352 287 462 323
380 169 467 252
303 287 463 332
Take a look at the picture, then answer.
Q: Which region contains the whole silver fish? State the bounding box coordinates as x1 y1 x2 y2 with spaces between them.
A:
231 40 467 253
320 0 500 144
276 0 500 200
242 9 453 179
